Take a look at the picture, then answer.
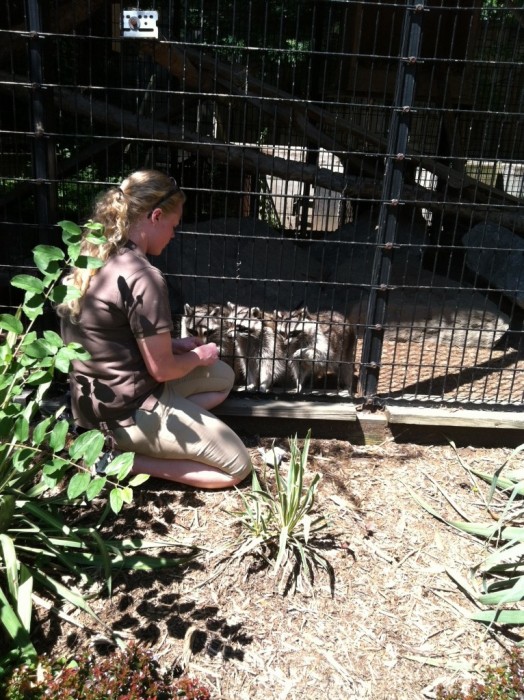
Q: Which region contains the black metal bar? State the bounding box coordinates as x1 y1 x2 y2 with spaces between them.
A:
359 0 425 404
26 0 52 245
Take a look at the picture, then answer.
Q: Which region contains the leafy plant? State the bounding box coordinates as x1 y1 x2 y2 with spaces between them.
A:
0 221 197 673
412 442 524 628
436 647 524 700
3 644 211 699
230 430 334 593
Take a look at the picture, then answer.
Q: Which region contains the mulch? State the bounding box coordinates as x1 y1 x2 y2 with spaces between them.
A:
31 436 524 699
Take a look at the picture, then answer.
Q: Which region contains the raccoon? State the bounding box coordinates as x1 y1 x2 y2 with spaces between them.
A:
279 307 355 392
226 303 287 392
182 303 235 367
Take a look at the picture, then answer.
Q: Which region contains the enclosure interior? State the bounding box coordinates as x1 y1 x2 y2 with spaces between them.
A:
1 0 523 408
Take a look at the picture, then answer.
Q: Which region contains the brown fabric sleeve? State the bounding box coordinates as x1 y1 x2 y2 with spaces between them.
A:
123 265 174 339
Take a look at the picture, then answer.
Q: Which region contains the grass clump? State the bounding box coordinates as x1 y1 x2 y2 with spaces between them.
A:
3 644 211 699
230 430 334 593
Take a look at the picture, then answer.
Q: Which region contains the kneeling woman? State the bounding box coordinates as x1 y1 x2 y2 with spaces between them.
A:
58 169 252 489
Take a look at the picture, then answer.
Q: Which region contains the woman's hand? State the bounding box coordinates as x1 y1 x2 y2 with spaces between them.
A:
171 336 203 354
191 342 219 366
138 333 218 382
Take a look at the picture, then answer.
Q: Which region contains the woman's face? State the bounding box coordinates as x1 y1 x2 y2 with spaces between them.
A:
147 203 183 256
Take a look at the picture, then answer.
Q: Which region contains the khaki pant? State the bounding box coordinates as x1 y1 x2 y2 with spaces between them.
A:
112 361 251 479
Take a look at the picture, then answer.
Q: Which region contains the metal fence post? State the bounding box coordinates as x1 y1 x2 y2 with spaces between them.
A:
26 0 54 245
359 0 425 404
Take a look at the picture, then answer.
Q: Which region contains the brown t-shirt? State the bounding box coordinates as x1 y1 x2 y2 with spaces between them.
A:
60 242 174 429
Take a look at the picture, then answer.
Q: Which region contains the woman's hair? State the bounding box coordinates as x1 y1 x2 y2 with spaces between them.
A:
56 170 185 320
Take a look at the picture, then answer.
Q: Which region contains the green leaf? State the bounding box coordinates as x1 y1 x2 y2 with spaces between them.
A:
55 344 90 373
49 420 70 453
0 534 18 600
0 314 23 335
22 340 49 360
10 275 44 294
86 477 107 501
50 283 81 305
17 565 33 632
14 415 30 443
69 430 105 465
0 495 15 533
42 456 69 477
26 369 53 387
128 473 150 487
32 415 53 446
21 293 45 321
104 452 134 481
31 568 105 626
0 586 37 662
12 448 35 472
75 255 105 270
470 609 524 625
110 488 124 514
33 244 65 274
85 231 107 245
120 486 133 504
58 219 82 240
67 242 81 261
67 471 92 500
42 330 63 349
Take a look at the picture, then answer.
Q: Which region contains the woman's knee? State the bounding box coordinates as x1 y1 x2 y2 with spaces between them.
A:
226 443 253 484
210 360 235 392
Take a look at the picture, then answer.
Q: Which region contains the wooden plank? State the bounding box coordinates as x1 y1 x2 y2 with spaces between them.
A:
214 397 357 421
218 403 523 447
386 405 524 431
218 409 387 444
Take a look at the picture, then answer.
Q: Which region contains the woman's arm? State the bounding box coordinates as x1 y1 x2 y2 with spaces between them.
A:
137 332 218 382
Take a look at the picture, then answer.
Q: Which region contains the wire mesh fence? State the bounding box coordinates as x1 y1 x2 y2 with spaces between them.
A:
1 0 523 409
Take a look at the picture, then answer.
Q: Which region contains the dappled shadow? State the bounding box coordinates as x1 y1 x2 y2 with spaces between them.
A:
383 349 521 400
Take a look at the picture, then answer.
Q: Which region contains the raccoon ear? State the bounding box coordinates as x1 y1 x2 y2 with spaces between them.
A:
184 303 192 315
250 306 262 318
209 305 221 317
292 307 307 319
226 301 235 311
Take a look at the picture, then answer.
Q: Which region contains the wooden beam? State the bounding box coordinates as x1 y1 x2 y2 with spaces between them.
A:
386 405 524 430
214 397 357 421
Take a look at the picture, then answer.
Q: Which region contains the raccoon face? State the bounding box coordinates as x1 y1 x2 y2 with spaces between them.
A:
226 304 264 338
281 308 313 346
183 304 226 341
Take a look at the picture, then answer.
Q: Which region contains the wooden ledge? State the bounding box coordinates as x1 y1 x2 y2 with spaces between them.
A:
214 397 357 421
385 405 524 431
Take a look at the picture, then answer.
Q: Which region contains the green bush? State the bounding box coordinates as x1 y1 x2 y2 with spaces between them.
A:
0 221 197 674
4 644 211 699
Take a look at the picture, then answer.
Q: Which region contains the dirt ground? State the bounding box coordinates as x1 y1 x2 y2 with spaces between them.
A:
34 436 524 700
